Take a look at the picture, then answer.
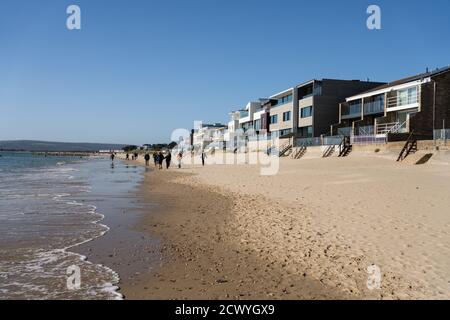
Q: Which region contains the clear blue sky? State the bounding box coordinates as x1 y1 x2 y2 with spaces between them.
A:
0 0 449 144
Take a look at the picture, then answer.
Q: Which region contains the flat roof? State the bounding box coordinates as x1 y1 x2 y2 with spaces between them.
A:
269 87 293 99
346 66 450 101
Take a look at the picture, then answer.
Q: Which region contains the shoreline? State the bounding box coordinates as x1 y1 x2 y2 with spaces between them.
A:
70 159 161 299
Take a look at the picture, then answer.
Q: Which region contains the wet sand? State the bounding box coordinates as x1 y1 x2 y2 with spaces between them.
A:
71 163 161 295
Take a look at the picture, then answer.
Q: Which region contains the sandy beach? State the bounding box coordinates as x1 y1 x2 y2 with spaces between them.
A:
117 151 450 300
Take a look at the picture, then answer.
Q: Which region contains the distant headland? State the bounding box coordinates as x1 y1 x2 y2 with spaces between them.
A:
0 140 127 152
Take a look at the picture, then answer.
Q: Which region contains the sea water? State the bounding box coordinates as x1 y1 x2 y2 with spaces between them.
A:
0 152 143 299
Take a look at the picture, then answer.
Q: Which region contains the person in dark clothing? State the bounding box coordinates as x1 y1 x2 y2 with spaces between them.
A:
157 152 164 170
110 153 115 162
144 153 150 166
134 153 138 160
165 153 172 169
153 153 158 167
201 152 206 166
125 153 129 160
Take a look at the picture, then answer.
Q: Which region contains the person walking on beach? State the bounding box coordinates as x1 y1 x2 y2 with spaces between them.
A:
165 152 172 169
153 153 158 167
134 152 138 160
126 153 129 160
177 152 183 169
110 153 115 162
157 151 164 170
201 151 206 166
144 153 150 166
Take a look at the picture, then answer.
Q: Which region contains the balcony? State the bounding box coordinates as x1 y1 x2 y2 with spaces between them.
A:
356 125 375 135
239 110 249 118
337 127 353 136
363 99 384 115
299 93 314 100
386 86 420 111
376 121 407 134
341 103 362 119
271 95 293 109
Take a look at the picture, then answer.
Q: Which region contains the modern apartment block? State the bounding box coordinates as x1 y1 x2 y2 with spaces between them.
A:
192 123 227 151
224 102 266 150
332 67 450 139
266 79 385 139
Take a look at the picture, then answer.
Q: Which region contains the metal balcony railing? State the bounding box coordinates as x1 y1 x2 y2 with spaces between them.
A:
387 92 419 109
376 121 407 134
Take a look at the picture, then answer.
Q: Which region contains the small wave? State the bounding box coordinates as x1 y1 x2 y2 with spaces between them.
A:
49 192 123 299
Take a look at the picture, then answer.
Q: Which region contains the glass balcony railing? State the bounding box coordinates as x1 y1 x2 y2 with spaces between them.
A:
299 93 314 100
341 103 361 118
363 100 384 115
239 111 249 118
272 95 293 109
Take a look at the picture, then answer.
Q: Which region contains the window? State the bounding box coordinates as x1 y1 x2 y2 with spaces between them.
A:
299 126 313 138
283 111 291 122
397 86 418 106
348 101 361 115
301 106 313 118
299 84 314 99
270 115 278 124
254 119 261 130
280 129 292 136
313 82 322 96
275 94 292 107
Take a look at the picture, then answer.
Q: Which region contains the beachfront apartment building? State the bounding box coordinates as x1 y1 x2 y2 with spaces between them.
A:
192 123 228 151
237 101 263 133
267 79 385 139
222 79 385 150
224 101 269 149
332 67 450 139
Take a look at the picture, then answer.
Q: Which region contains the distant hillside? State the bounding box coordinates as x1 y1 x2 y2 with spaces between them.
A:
0 140 127 152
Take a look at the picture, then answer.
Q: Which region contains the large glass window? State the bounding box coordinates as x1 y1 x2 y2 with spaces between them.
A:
397 86 418 106
348 101 361 115
301 106 313 118
364 94 384 115
299 84 314 99
283 111 291 122
254 119 261 130
274 94 292 107
270 115 278 124
313 82 322 96
298 126 313 138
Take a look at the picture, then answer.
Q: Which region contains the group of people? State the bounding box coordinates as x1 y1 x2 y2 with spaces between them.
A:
125 153 139 161
125 151 184 170
148 151 171 169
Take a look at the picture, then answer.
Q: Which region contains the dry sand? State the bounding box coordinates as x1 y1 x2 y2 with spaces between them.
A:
119 152 450 300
